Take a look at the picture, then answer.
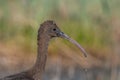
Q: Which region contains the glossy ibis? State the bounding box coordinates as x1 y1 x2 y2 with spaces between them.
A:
0 20 87 80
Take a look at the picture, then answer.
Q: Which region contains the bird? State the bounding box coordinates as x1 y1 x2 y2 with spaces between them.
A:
0 20 87 80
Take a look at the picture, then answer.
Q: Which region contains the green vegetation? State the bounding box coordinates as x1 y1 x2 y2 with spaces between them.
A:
0 0 119 55
0 1 120 79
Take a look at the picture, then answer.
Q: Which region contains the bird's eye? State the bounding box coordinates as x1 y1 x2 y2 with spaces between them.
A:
53 28 56 31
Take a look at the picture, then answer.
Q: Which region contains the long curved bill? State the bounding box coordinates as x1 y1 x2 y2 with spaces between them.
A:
59 32 87 57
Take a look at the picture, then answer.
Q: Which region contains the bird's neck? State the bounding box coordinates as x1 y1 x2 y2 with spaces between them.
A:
36 35 50 72
28 33 50 79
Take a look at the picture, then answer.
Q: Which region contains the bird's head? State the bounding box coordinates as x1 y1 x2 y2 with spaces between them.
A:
39 20 65 38
39 20 87 57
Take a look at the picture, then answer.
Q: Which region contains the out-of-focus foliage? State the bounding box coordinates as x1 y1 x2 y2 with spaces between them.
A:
0 0 120 80
0 0 120 65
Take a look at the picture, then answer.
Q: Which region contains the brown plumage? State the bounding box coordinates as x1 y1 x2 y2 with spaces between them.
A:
0 20 87 80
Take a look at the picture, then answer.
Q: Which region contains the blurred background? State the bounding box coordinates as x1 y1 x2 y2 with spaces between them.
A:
0 0 120 80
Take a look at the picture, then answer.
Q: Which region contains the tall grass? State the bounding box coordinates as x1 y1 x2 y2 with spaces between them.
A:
0 0 120 80
0 0 119 55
